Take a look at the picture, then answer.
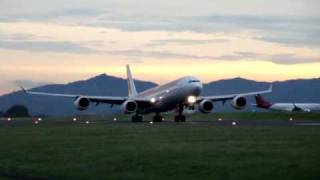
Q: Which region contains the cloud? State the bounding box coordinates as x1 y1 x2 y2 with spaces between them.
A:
0 35 317 65
147 38 230 47
217 52 262 61
267 54 320 64
0 40 98 54
217 51 319 64
103 49 319 65
191 15 320 47
1 0 320 17
0 33 52 41
84 15 320 47
219 52 320 64
256 32 320 47
104 49 216 60
1 6 319 48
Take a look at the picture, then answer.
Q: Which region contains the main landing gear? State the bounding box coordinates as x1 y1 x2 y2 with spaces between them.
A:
131 114 164 122
131 106 187 122
174 115 186 122
153 114 164 122
131 115 143 122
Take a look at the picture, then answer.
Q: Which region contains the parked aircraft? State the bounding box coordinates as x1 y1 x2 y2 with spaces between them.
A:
23 65 272 122
255 94 320 112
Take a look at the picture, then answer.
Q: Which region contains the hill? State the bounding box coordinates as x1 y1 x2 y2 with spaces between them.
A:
0 74 157 115
0 75 319 115
202 77 320 111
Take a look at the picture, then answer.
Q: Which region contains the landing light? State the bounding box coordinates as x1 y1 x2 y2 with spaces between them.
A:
38 118 42 121
7 118 11 121
187 96 197 104
232 122 237 126
150 97 156 103
73 118 77 122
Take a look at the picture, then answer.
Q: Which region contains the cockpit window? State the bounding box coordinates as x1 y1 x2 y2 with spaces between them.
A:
188 80 200 83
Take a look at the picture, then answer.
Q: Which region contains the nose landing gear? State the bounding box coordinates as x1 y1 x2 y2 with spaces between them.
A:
175 104 186 122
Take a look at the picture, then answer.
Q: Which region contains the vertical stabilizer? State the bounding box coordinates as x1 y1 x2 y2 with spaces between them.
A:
255 95 272 109
126 65 138 97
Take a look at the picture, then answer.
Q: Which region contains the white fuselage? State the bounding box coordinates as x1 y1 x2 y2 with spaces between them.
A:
134 76 202 114
270 103 320 112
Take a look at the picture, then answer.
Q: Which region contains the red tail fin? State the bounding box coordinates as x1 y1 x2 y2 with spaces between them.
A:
255 95 272 109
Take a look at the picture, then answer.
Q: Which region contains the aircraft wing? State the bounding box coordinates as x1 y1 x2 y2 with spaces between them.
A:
23 88 150 105
197 84 272 102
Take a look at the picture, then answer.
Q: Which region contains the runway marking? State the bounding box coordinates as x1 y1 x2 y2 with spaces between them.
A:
80 121 97 124
295 123 320 126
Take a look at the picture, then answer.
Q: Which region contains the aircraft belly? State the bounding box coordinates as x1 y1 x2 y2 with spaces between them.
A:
144 87 190 113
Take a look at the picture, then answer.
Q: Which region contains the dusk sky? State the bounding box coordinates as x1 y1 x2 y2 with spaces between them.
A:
0 0 320 95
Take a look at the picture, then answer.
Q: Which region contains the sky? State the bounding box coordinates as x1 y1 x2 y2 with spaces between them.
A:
0 0 320 95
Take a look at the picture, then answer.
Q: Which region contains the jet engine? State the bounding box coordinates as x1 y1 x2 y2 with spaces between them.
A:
121 100 138 114
231 96 247 110
74 97 90 110
199 99 214 113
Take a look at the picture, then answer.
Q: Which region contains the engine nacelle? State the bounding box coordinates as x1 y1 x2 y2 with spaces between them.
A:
232 96 247 110
74 97 90 111
121 100 138 114
199 99 214 113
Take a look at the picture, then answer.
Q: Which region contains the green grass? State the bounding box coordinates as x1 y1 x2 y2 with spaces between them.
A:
0 118 320 179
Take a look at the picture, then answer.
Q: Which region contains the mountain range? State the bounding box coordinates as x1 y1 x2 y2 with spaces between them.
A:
0 74 319 115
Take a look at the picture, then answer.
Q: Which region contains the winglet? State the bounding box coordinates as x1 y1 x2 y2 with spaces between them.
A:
19 86 27 93
268 84 273 92
126 64 138 97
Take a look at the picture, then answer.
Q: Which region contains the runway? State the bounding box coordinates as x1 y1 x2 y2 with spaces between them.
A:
1 118 320 127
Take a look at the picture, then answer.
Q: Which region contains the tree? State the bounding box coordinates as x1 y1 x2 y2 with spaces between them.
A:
0 111 3 117
5 105 30 117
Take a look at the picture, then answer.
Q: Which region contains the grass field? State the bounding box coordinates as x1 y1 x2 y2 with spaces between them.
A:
0 113 320 179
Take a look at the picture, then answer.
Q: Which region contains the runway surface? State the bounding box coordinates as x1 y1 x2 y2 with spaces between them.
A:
1 118 320 127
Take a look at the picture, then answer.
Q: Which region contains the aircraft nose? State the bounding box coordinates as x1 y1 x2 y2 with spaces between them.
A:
193 83 202 95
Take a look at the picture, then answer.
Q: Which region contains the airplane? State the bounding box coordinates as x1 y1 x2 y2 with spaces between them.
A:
22 65 272 122
254 94 320 112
